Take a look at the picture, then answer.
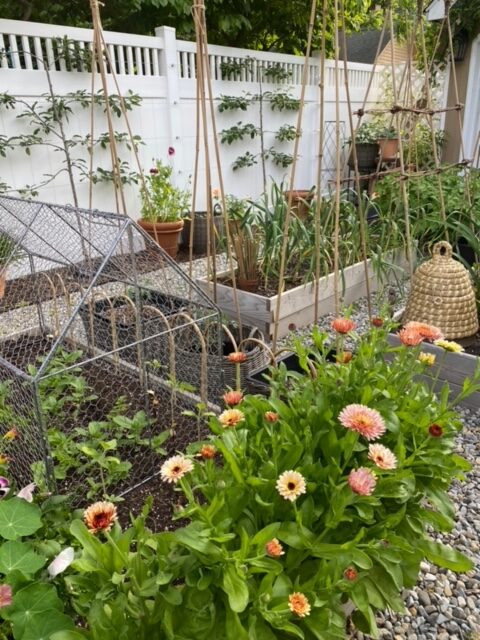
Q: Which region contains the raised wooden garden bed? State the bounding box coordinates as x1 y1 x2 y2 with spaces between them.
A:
197 250 411 340
387 333 480 410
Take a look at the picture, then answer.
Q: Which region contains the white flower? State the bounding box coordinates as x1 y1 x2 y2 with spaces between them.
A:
16 483 36 502
47 547 75 577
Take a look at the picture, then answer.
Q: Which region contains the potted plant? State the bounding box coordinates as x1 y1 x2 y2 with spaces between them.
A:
181 199 225 255
376 124 399 162
138 160 190 258
347 122 380 171
0 233 18 300
283 186 315 220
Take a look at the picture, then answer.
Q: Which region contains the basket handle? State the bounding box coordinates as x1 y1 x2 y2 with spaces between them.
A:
432 241 452 260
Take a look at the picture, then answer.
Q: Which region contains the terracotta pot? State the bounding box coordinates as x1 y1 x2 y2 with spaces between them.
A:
283 190 314 220
138 219 184 258
377 138 399 162
0 272 5 300
237 277 259 292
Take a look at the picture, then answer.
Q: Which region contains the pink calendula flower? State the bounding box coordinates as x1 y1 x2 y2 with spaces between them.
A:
338 404 386 440
348 467 377 496
404 322 443 342
368 444 397 470
331 317 356 334
0 584 12 609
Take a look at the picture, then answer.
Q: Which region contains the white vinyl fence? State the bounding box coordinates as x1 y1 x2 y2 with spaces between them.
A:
0 19 384 217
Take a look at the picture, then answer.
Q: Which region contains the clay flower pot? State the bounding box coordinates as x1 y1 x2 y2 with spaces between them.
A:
138 219 184 258
377 138 399 162
283 190 314 220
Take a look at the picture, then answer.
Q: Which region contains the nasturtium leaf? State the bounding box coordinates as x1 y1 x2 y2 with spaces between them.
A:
19 611 75 640
0 540 45 576
0 498 42 540
50 632 88 640
4 583 64 637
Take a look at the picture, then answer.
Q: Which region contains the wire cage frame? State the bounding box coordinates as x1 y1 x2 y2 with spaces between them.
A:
0 195 224 505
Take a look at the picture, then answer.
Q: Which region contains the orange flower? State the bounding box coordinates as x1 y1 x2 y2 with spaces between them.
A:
265 538 285 558
3 428 18 441
84 502 118 534
0 455 10 465
264 411 279 423
218 409 245 428
371 317 384 327
223 390 243 406
199 444 217 459
288 592 311 617
331 317 356 334
404 322 443 342
398 327 424 346
227 351 247 364
336 351 353 364
344 567 358 581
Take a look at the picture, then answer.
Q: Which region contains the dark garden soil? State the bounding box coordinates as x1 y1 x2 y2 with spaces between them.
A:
0 249 167 313
0 331 210 532
219 274 309 297
458 330 480 357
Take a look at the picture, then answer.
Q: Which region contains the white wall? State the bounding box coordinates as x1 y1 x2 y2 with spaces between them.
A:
0 19 383 218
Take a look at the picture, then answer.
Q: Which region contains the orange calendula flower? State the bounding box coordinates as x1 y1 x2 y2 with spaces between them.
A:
398 327 424 346
223 390 243 406
344 567 358 581
3 428 18 441
160 455 194 483
336 351 353 364
227 351 248 364
338 404 386 440
265 538 285 558
0 455 10 465
331 317 356 334
84 501 118 534
276 470 307 502
218 409 245 428
404 322 443 342
264 411 279 423
199 444 217 459
288 592 311 617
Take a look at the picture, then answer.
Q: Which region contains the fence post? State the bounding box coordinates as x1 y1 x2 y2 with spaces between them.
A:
154 25 186 187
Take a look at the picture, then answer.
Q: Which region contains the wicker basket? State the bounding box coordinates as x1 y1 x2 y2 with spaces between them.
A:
403 241 479 339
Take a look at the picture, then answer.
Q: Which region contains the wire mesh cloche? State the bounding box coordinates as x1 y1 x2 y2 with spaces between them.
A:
403 241 479 339
0 195 224 504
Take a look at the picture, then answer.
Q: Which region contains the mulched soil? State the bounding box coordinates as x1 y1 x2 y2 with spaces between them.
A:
0 249 166 313
0 332 210 531
458 330 480 357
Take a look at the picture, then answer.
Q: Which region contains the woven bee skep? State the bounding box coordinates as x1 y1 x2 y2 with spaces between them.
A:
403 241 479 339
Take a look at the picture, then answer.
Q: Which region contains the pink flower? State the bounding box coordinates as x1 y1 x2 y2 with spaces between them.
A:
348 467 377 496
149 167 159 175
168 146 175 156
331 317 356 334
0 584 12 609
398 327 424 346
368 444 397 470
404 322 443 342
223 390 243 406
338 404 386 440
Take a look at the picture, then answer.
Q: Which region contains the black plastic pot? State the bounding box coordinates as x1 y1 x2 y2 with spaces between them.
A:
348 143 379 172
181 212 224 254
456 238 477 267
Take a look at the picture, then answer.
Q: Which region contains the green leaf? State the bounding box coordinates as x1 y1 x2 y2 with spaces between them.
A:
21 611 75 640
51 632 88 640
0 541 46 576
223 564 249 612
419 539 474 572
0 499 42 540
225 607 248 640
4 583 64 637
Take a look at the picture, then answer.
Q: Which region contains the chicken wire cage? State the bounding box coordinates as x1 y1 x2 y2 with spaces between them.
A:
0 195 224 504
